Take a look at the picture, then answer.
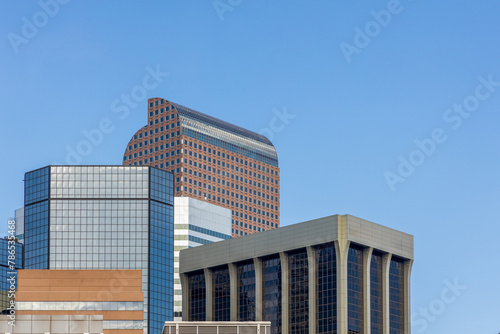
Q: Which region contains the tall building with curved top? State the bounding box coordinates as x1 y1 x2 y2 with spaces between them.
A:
123 98 280 237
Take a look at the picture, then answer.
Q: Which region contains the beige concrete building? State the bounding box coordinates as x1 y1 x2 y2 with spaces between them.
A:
179 214 414 334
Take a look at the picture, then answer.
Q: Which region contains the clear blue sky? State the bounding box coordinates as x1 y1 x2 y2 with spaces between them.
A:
1 1 499 332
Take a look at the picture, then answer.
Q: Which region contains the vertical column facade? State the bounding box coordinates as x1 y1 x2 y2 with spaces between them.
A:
203 268 213 321
254 257 263 321
335 238 350 334
404 260 413 334
279 252 289 334
179 273 189 321
228 263 238 321
382 253 392 334
363 248 374 334
306 246 317 334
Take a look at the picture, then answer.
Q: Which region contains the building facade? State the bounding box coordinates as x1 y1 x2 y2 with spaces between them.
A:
179 215 414 334
0 314 103 334
162 321 271 334
0 238 23 314
14 269 143 334
173 197 232 321
23 165 174 334
122 98 280 237
13 208 25 244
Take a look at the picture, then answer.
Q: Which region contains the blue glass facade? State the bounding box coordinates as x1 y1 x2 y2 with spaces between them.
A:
24 201 49 269
371 252 383 334
237 261 256 321
288 250 309 334
389 257 405 334
263 256 281 334
148 167 174 334
24 167 50 269
316 243 337 334
188 271 206 321
212 266 231 321
347 245 364 334
24 167 49 205
0 239 23 313
183 244 410 334
23 166 174 334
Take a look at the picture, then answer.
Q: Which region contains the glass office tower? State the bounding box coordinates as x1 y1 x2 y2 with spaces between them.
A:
23 165 174 334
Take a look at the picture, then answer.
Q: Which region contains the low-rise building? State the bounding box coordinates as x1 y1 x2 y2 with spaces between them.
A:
13 269 143 334
162 321 271 334
179 214 414 334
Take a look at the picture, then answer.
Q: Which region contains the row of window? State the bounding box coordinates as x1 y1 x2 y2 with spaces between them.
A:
180 169 277 186
150 99 167 107
132 127 180 142
187 224 231 240
232 223 270 235
179 182 278 209
178 185 278 208
180 169 279 197
127 136 278 177
183 128 278 167
16 301 143 311
233 218 275 232
129 140 178 152
187 245 407 334
182 135 278 170
149 104 172 117
104 320 144 330
126 154 279 193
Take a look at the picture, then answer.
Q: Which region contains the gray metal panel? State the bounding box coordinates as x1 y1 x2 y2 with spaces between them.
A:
344 215 414 260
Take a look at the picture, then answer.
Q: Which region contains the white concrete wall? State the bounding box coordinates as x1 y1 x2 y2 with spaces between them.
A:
0 315 103 334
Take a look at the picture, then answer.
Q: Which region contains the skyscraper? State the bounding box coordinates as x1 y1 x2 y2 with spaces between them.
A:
122 98 280 237
23 165 174 334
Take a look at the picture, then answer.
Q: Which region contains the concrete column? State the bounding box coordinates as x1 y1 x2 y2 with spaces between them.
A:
363 247 373 334
228 263 238 321
279 251 289 334
382 253 392 334
179 273 189 321
253 257 263 321
335 238 351 334
404 260 414 334
203 268 213 321
306 246 317 334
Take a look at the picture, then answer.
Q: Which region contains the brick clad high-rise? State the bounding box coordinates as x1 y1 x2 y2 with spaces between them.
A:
123 98 280 237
